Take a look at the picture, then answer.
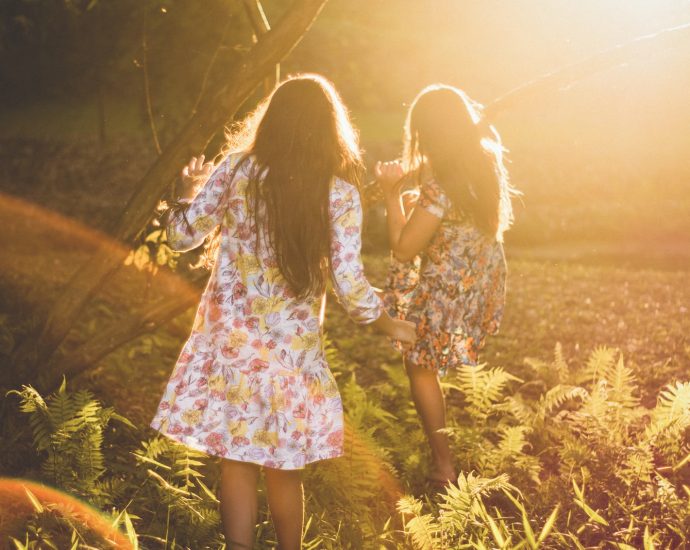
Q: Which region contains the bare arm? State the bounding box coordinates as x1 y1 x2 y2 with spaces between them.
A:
376 161 442 262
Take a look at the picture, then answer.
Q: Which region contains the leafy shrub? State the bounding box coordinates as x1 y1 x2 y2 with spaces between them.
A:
6 345 690 548
398 346 690 548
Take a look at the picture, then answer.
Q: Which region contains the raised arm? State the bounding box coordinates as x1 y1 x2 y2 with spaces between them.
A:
376 161 442 262
166 155 236 252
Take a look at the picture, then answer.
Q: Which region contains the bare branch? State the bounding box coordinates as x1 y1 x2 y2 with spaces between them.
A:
243 0 280 92
190 17 233 118
142 6 162 155
44 291 201 391
243 0 271 35
14 0 329 378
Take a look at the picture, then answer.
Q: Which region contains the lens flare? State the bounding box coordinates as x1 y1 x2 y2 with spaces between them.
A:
0 477 134 548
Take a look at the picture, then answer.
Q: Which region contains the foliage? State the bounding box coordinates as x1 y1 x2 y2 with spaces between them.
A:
124 224 179 274
398 346 690 548
7 343 690 548
7 378 135 507
8 380 223 549
131 436 223 548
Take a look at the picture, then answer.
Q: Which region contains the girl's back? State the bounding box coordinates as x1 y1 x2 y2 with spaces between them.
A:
154 152 382 469
151 74 415 547
177 155 381 368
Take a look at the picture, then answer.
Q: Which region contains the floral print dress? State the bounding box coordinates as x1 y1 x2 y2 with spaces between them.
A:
151 155 382 470
385 179 506 376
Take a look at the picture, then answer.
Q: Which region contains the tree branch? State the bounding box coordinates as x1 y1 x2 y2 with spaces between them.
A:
243 0 280 92
13 0 329 378
486 21 690 119
141 5 162 155
44 290 201 391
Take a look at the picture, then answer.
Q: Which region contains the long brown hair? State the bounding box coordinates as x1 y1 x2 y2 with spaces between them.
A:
403 84 516 241
228 74 362 299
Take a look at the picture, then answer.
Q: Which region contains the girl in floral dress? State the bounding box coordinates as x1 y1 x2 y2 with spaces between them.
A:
376 84 517 487
151 74 415 550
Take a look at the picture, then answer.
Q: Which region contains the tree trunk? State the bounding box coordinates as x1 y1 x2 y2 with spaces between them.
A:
12 0 328 382
242 0 279 93
44 291 201 391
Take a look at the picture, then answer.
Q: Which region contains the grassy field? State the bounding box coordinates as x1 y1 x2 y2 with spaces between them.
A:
3 250 689 547
1 126 689 546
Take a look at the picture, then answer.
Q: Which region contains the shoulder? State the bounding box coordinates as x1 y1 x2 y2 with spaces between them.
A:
418 178 451 218
223 152 255 178
212 153 254 198
331 177 359 198
329 178 361 218
420 178 447 203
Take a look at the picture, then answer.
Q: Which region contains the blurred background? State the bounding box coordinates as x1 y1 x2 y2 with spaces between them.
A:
2 0 690 260
2 3 690 546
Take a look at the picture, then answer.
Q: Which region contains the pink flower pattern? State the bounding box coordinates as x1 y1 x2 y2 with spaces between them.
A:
151 155 382 469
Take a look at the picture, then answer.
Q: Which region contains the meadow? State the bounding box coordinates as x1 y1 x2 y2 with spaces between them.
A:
1 128 689 548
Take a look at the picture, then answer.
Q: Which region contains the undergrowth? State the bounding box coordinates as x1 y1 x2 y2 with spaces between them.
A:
5 344 690 548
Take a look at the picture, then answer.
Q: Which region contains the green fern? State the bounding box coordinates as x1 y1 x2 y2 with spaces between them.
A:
553 342 570 381
446 363 521 423
535 384 589 422
398 495 443 550
580 346 618 385
8 379 131 501
604 355 640 410
652 381 690 432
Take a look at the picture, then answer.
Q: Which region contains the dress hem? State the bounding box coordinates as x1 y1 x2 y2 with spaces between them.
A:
150 419 343 471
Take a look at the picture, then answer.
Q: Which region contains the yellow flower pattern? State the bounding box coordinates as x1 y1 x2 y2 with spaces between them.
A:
151 155 382 469
385 178 506 377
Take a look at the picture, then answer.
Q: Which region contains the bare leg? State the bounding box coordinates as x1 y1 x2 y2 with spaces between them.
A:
264 467 304 550
219 459 260 550
405 360 456 482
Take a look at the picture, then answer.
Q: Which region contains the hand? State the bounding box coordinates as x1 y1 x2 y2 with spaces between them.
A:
180 155 214 199
392 319 417 347
374 160 406 198
372 286 385 300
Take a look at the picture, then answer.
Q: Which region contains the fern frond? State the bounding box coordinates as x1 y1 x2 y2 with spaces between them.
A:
398 496 443 550
440 472 515 525
523 357 550 376
497 425 532 456
580 346 617 385
536 385 589 421
553 342 569 380
500 395 535 424
448 364 521 423
604 355 639 409
579 380 609 421
47 388 77 430
617 443 655 486
647 381 690 438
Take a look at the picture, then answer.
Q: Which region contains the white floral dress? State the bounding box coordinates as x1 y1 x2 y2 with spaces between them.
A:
150 155 382 470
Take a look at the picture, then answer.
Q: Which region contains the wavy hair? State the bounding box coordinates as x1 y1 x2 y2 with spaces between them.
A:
403 84 517 241
202 74 363 299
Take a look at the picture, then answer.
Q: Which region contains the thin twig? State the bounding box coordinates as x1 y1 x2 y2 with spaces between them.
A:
243 0 279 92
142 6 162 155
486 21 690 119
190 17 233 118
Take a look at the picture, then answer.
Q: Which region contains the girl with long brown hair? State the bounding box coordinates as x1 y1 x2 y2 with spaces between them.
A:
376 84 517 487
151 74 415 549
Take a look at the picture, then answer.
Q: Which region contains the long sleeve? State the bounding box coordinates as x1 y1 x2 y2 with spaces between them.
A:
166 156 236 252
329 179 383 324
